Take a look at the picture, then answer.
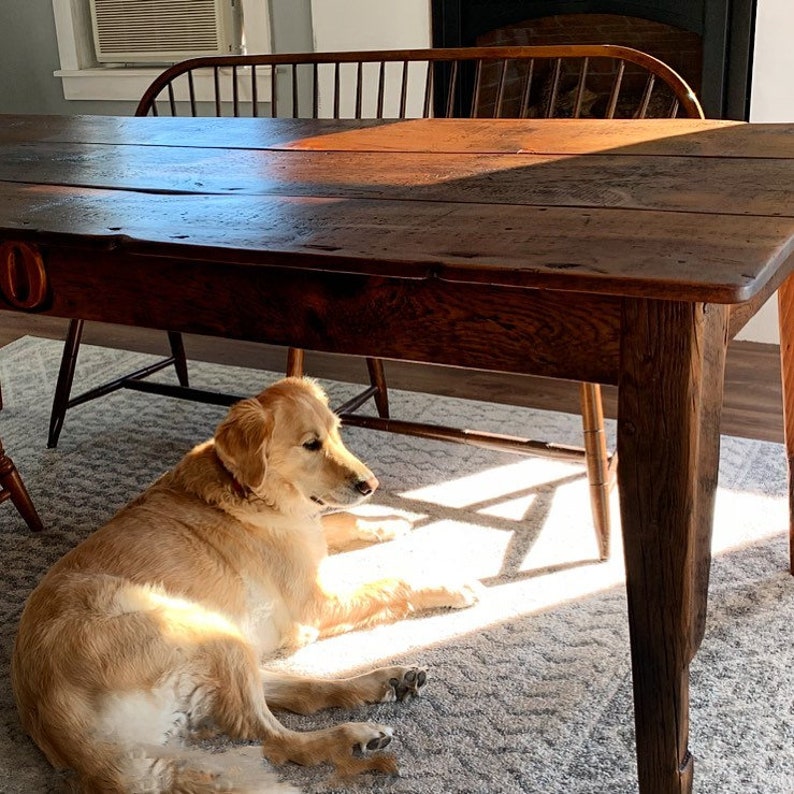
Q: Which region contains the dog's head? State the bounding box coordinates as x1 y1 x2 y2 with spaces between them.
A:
213 377 378 514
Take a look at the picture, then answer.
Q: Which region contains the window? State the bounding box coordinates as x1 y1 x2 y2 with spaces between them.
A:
51 0 271 101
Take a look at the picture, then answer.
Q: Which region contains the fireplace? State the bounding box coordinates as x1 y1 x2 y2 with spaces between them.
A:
431 1 757 119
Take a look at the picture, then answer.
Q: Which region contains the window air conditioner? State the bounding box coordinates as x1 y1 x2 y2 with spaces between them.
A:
88 0 243 64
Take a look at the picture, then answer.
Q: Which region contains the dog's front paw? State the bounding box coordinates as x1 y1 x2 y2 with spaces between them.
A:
323 511 413 551
438 580 483 609
387 667 427 702
354 515 413 544
368 666 428 703
410 580 483 612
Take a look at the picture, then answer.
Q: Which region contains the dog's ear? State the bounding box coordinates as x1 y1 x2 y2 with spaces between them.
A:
214 398 274 491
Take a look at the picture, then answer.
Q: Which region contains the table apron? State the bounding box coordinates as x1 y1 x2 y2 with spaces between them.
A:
1 245 623 385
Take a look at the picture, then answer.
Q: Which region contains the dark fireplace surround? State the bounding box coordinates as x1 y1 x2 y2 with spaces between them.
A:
431 1 757 119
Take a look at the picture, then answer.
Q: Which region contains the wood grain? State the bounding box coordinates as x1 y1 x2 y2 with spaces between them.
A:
5 114 794 158
0 115 791 304
0 183 790 304
22 246 623 384
0 144 791 220
618 298 728 794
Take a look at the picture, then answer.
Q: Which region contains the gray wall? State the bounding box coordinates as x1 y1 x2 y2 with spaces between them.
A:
0 0 313 115
0 1 75 115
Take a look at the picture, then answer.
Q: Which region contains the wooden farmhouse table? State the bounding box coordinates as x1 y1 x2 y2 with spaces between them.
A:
1 113 794 793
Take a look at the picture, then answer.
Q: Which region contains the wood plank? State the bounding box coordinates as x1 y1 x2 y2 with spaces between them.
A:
2 114 783 157
276 118 783 158
0 185 791 303
1 144 792 219
5 115 794 159
0 114 391 150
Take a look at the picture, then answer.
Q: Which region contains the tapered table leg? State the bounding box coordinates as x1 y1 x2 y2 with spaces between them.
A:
617 299 729 794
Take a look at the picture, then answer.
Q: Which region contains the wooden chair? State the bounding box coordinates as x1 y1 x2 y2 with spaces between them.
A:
48 45 703 558
0 436 43 532
1 379 42 531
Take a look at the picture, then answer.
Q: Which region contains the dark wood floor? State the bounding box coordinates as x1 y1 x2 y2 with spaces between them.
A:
0 314 784 444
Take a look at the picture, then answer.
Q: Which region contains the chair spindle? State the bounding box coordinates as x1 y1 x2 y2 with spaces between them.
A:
519 59 535 118
606 61 625 119
572 57 590 118
399 61 409 119
422 62 434 117
445 60 459 118
232 65 240 116
355 62 363 119
312 63 319 118
376 61 386 118
546 58 563 118
251 64 259 117
638 74 656 118
494 59 509 118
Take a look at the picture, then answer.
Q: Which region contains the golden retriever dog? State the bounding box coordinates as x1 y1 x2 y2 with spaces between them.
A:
12 377 478 793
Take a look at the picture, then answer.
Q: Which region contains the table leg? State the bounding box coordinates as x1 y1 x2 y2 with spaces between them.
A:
617 299 729 794
777 276 794 574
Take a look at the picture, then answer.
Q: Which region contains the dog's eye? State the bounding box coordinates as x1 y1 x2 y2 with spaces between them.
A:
303 438 322 452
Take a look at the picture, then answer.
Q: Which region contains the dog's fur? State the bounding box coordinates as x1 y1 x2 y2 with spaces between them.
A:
12 378 477 793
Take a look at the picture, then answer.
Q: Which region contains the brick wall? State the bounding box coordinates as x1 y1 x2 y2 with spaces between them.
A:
478 13 702 92
472 13 702 118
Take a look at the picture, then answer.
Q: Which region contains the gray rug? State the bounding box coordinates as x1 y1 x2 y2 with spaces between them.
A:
0 335 792 794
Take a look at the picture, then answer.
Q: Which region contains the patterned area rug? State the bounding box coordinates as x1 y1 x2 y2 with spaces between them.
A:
0 335 792 793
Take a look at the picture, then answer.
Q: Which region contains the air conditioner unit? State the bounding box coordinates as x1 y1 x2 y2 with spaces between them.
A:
88 0 243 64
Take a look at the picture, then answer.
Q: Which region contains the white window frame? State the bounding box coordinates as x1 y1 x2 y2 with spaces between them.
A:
51 0 272 102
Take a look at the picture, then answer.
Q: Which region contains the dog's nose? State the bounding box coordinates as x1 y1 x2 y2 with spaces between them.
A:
355 476 379 496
